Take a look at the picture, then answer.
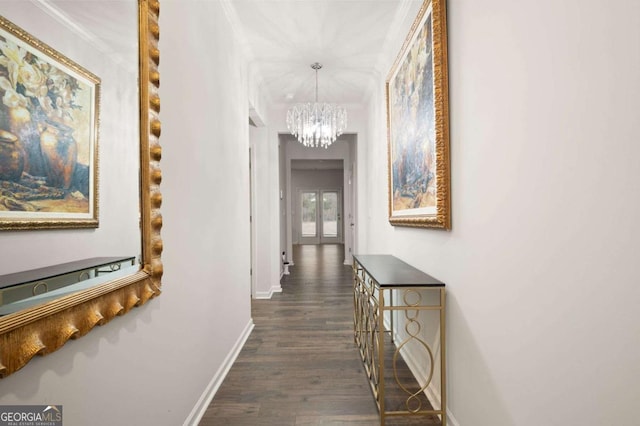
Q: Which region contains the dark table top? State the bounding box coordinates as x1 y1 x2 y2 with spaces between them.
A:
353 254 445 287
0 256 136 290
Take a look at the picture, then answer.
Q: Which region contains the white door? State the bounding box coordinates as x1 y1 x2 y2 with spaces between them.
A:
320 190 341 244
299 190 342 245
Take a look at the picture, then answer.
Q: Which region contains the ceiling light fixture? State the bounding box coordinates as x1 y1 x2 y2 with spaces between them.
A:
286 63 347 149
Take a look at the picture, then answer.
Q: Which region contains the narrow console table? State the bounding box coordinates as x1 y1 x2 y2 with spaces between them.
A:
0 256 136 315
353 254 446 425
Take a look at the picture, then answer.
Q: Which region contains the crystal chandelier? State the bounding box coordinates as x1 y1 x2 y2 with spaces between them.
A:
286 63 347 148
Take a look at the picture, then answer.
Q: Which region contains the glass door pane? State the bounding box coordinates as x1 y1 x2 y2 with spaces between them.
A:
322 191 338 238
301 191 317 237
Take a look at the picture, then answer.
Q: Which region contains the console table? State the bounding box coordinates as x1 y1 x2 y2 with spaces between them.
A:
353 254 446 425
0 256 136 315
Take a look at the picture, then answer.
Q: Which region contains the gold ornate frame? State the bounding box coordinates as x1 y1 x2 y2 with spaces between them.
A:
386 0 450 229
0 0 162 378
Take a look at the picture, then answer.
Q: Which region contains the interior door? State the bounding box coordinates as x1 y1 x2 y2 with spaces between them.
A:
320 190 341 244
299 189 342 245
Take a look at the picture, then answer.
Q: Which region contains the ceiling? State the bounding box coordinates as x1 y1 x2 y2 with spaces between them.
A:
223 0 420 107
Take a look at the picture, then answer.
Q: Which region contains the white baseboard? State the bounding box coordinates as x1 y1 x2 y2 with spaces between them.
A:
182 318 255 426
448 410 461 426
398 340 459 426
385 309 459 426
254 285 282 299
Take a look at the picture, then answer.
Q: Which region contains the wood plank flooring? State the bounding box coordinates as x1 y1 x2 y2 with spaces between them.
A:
201 244 440 425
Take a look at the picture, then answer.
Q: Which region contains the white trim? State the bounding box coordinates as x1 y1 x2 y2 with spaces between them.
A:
397 340 459 426
254 285 283 300
182 319 255 426
249 145 257 299
448 410 461 426
32 0 137 73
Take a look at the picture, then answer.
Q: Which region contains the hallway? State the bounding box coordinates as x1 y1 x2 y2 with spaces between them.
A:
201 244 438 425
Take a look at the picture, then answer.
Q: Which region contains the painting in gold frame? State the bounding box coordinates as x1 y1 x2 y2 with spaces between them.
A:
0 14 100 230
386 0 450 229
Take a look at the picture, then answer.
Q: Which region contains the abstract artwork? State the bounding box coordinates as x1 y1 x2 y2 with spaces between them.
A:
386 0 450 229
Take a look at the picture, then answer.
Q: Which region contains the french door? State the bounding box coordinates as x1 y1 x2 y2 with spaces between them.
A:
299 190 342 244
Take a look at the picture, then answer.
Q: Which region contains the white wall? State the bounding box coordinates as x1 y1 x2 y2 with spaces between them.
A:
250 125 281 298
0 2 253 425
279 140 287 272
361 0 640 425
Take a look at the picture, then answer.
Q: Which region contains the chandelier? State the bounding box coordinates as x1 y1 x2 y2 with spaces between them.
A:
286 63 347 148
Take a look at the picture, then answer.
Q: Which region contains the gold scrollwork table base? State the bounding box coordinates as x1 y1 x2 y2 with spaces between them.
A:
353 254 446 426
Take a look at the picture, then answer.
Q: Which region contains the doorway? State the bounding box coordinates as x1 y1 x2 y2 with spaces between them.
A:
282 134 357 264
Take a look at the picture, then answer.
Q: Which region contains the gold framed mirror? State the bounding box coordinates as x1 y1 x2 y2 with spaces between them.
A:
0 0 162 378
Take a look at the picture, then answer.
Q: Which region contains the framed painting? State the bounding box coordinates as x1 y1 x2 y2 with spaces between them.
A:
386 0 450 229
0 14 100 230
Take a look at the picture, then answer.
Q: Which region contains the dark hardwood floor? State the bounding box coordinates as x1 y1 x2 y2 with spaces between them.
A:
200 244 439 425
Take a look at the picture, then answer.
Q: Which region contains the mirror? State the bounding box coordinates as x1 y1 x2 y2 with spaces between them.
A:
0 0 162 378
